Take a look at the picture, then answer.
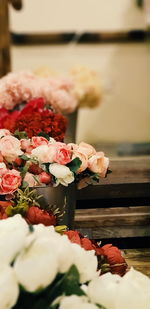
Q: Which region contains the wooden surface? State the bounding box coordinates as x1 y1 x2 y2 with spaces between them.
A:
0 0 11 76
77 156 150 200
123 248 150 277
75 156 150 239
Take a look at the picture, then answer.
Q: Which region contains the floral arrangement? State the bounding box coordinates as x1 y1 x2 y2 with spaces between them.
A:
0 98 67 141
35 66 102 109
0 128 109 192
0 67 102 113
0 215 149 309
0 127 109 222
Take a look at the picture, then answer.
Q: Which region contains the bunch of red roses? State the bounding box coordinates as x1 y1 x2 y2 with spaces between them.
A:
0 98 67 141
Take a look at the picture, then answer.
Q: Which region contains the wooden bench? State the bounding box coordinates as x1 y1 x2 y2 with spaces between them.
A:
75 156 150 240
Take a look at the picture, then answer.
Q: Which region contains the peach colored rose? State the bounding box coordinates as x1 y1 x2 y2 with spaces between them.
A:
77 142 96 158
0 152 3 162
0 129 11 139
20 139 31 150
88 152 109 177
0 169 21 194
0 136 23 162
31 136 48 148
24 172 39 187
73 151 88 173
31 144 56 163
54 144 71 165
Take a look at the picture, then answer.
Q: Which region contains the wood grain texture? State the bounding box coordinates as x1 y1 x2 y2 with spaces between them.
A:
77 156 150 200
123 248 150 277
0 0 11 76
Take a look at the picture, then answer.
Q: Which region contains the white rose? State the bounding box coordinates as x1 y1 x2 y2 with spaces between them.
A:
14 237 58 292
31 145 56 163
115 268 150 309
0 215 29 264
59 295 98 309
87 272 121 308
70 244 98 283
0 263 19 309
0 129 11 139
49 163 74 186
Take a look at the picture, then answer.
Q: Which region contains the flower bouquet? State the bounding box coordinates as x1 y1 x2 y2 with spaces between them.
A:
0 127 109 227
0 215 149 309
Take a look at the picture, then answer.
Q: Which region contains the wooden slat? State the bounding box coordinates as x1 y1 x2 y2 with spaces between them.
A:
75 206 150 227
76 226 150 239
77 156 150 200
123 248 150 277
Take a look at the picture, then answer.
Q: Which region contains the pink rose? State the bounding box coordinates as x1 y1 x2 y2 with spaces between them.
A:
54 143 71 165
24 172 39 187
0 135 23 162
77 142 96 158
73 151 88 173
0 163 7 176
0 129 11 139
88 152 109 177
31 136 48 148
0 169 21 194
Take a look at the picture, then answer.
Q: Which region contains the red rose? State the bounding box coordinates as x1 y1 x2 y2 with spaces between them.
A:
38 172 52 184
0 169 21 195
101 244 127 276
64 230 81 245
0 201 10 220
25 206 56 226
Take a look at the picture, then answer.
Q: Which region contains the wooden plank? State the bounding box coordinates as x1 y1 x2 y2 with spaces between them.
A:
123 248 150 277
77 156 150 200
76 226 150 239
75 206 150 227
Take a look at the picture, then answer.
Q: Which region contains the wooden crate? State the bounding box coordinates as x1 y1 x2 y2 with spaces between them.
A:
75 156 150 240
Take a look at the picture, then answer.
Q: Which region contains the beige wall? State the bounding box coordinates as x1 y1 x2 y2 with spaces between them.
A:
10 1 150 144
10 0 146 32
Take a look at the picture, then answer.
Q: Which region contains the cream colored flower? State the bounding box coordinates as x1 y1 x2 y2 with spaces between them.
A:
49 163 74 186
14 237 58 292
0 264 19 309
0 215 29 264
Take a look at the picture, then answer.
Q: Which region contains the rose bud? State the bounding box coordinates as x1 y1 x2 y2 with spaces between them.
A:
14 157 22 166
25 206 56 226
28 163 43 175
38 172 52 184
101 244 128 276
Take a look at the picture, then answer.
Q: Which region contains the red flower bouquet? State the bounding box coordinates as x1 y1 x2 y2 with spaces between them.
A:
0 98 67 141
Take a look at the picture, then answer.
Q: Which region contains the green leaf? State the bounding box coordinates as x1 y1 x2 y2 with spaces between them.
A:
22 181 29 189
45 265 85 304
96 304 106 309
19 154 30 161
37 132 50 141
14 130 28 140
5 203 29 217
67 158 82 173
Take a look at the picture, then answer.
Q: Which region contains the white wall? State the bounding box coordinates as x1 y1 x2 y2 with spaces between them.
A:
10 0 146 32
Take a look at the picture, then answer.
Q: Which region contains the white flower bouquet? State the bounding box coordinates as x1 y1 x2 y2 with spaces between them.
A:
0 215 150 309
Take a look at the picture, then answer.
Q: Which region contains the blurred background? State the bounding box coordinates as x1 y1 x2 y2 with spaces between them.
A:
1 0 150 155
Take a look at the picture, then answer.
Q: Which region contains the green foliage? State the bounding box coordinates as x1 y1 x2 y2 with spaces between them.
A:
37 132 50 141
13 265 85 309
19 154 30 161
14 130 28 140
67 157 82 173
